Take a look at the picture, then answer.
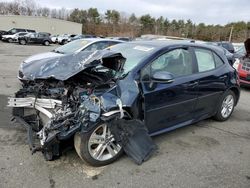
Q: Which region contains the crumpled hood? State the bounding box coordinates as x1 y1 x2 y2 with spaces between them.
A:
20 50 126 81
24 52 64 63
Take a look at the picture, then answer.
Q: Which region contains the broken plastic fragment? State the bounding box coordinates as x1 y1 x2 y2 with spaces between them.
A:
109 119 157 165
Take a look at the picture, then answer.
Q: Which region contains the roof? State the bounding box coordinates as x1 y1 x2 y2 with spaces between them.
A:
120 40 225 57
77 38 124 43
128 40 221 50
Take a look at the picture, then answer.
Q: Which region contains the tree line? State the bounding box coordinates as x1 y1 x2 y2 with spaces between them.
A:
1 0 250 42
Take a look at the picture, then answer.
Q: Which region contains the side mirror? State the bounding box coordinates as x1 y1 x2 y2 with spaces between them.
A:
151 71 174 83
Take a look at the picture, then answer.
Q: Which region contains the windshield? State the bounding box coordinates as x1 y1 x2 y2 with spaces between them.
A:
109 43 156 73
53 39 91 54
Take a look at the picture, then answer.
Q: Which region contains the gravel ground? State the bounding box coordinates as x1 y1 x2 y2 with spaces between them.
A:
0 41 249 188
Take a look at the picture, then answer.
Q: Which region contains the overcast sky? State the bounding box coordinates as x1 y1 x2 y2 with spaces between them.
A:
4 0 250 25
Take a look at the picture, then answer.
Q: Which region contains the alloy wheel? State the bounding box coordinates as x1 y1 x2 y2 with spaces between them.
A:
88 123 122 161
221 94 234 118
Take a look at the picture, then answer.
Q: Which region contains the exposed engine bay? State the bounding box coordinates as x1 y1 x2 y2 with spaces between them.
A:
8 50 156 164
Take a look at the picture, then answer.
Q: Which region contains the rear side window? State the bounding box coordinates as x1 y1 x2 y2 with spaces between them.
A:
27 30 35 33
19 33 27 36
38 33 47 37
17 29 26 32
213 53 224 67
109 41 120 47
194 48 215 72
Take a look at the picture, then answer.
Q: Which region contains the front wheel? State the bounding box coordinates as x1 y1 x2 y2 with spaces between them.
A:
214 90 235 121
62 40 67 45
74 123 123 166
8 38 13 43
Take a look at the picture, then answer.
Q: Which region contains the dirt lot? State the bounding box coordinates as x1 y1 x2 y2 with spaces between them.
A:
0 41 250 188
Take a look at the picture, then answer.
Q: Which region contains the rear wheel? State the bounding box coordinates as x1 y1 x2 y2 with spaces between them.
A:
214 90 235 121
44 40 50 46
74 123 123 166
8 38 13 43
19 39 26 45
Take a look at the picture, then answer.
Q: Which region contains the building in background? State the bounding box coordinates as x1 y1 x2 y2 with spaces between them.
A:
0 15 82 34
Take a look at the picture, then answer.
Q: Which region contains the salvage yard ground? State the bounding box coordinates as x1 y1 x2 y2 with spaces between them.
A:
0 41 250 188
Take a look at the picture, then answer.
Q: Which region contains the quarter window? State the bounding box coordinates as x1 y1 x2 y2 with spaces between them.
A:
213 53 224 67
195 48 215 72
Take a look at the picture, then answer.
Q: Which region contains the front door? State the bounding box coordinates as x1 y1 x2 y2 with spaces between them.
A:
140 47 198 134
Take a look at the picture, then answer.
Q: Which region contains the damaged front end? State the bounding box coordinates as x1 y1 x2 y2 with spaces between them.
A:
8 50 156 165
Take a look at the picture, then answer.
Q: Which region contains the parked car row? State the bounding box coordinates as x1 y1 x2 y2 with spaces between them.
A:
50 34 97 45
0 27 53 46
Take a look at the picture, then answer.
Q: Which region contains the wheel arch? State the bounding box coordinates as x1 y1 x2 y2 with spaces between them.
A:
229 86 240 106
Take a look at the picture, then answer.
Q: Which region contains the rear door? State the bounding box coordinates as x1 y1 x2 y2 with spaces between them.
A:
37 33 45 43
192 47 228 119
29 33 37 43
140 47 199 134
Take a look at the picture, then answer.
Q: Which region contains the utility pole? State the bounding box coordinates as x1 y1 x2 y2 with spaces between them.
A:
229 25 233 42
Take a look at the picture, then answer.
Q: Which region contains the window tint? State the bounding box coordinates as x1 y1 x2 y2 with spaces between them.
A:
18 33 27 36
213 53 224 67
195 48 215 72
142 48 193 79
55 39 91 54
84 41 110 51
9 29 16 34
16 29 26 33
27 30 35 32
30 33 37 38
38 33 46 38
109 41 120 46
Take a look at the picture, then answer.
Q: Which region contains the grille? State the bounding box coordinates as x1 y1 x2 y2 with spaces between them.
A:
242 62 250 72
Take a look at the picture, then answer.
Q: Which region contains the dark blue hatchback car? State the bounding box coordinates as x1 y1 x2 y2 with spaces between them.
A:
9 41 240 166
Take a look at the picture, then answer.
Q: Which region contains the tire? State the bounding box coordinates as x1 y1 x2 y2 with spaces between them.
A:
19 39 26 45
213 90 236 121
44 40 50 46
62 40 67 45
74 122 123 166
8 38 13 43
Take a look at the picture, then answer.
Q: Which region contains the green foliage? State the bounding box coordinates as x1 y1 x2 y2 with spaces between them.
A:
105 10 120 24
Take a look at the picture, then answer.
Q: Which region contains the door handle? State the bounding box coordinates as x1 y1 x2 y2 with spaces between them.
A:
219 75 227 80
187 81 198 87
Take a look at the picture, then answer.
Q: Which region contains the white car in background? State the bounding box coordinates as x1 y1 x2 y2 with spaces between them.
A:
21 38 122 63
57 34 77 45
50 34 59 43
2 32 28 43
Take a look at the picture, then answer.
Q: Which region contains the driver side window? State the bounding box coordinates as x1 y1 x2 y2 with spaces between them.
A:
141 48 193 80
